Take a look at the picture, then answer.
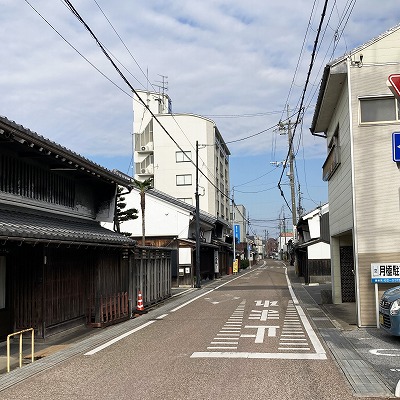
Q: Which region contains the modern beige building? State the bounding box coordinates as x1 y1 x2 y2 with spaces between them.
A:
133 90 231 221
311 24 400 326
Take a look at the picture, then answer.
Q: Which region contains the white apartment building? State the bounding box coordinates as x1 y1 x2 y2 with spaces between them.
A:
133 90 231 221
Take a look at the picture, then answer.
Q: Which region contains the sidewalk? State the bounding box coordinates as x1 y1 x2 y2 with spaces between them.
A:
286 264 394 398
0 263 396 397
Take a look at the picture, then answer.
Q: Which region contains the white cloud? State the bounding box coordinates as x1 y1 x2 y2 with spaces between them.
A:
1 0 400 235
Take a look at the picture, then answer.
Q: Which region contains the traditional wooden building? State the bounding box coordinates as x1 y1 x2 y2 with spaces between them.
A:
0 116 136 340
107 187 233 287
295 203 330 284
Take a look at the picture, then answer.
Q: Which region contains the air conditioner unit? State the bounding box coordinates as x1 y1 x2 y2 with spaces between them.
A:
140 168 147 174
140 142 154 152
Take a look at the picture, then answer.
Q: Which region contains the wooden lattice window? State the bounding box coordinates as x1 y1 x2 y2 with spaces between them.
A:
0 154 75 207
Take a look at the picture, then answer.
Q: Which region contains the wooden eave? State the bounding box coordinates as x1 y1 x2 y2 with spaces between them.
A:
0 116 133 188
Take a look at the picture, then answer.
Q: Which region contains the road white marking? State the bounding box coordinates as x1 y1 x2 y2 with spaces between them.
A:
84 269 254 356
217 333 240 336
278 348 310 351
170 270 254 313
279 342 309 346
370 349 400 357
282 328 303 331
241 325 280 342
211 341 239 345
281 332 305 337
191 264 327 360
191 352 327 360
84 321 155 356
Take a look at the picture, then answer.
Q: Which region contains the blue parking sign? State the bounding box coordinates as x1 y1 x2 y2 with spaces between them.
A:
392 132 400 162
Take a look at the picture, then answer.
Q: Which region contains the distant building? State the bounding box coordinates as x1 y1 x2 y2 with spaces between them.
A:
105 187 232 285
295 203 330 284
278 232 293 260
247 235 265 261
133 90 231 221
310 23 400 326
232 204 247 245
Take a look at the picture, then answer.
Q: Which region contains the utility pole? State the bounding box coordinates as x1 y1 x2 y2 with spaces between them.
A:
297 184 305 218
232 188 236 270
279 105 298 237
195 141 201 288
262 229 266 258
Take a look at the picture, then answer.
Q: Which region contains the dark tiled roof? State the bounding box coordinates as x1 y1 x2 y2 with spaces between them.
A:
0 208 135 246
0 115 133 187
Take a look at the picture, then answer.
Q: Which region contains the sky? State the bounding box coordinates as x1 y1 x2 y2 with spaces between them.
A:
1 1 400 238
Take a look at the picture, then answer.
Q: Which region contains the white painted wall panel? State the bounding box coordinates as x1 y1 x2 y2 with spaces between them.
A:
308 242 331 260
326 79 353 236
114 190 191 238
349 63 400 254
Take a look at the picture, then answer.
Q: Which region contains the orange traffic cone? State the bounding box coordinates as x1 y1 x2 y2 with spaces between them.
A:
136 290 144 312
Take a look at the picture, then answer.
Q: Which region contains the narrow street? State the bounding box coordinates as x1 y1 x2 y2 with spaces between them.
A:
0 261 389 399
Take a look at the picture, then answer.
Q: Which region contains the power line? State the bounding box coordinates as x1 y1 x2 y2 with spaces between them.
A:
24 0 133 99
61 0 236 211
226 109 299 145
277 0 329 213
91 0 157 93
204 110 283 118
293 1 357 211
225 127 275 144
234 186 276 194
91 0 224 187
232 166 281 189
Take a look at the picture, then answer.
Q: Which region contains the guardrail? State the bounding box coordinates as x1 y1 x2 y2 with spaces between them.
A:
7 328 34 373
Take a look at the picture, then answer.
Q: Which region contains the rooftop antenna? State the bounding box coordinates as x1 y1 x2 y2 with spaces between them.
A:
154 75 168 113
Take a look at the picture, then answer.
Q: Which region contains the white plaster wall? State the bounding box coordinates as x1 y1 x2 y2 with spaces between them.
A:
308 242 331 260
116 190 191 238
308 216 321 239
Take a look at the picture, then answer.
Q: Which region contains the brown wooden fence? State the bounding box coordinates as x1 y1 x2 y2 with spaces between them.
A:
87 292 129 328
131 247 173 310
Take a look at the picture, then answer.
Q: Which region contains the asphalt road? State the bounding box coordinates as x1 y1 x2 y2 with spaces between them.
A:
0 260 391 399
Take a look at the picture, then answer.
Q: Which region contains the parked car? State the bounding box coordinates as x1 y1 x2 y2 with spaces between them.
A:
379 286 400 336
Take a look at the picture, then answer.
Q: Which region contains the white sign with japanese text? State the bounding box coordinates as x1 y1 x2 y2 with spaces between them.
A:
371 263 400 283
